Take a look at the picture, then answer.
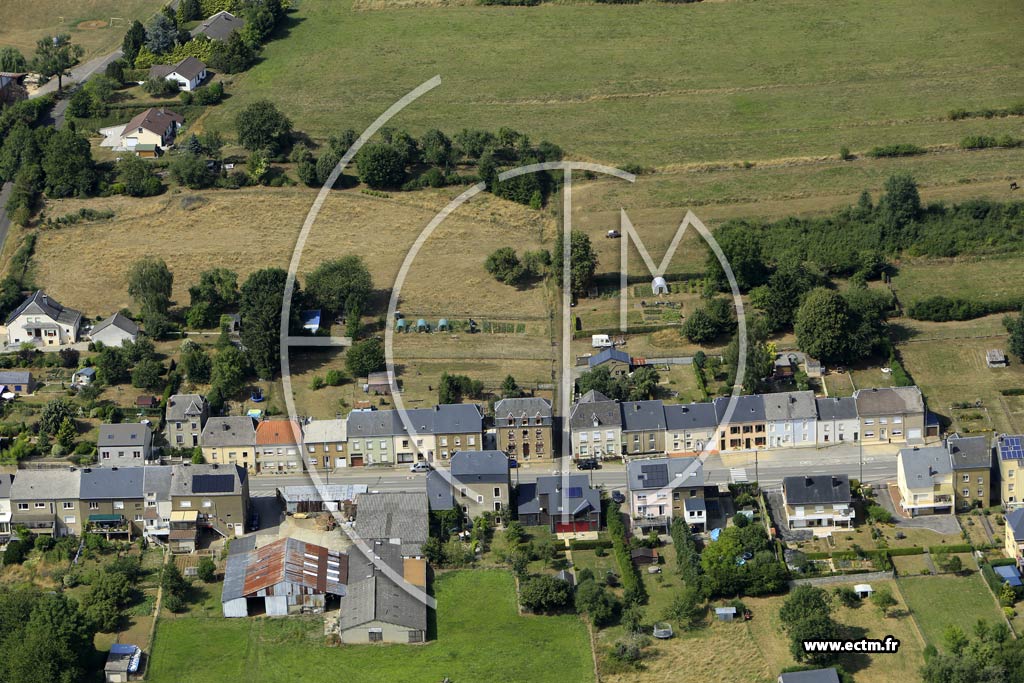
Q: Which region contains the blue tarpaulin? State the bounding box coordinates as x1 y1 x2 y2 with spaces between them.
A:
709 528 722 541
995 564 1023 587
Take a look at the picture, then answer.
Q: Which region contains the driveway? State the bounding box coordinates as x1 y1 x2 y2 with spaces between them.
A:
878 483 962 534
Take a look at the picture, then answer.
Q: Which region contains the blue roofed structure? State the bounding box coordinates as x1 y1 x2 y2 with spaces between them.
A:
301 310 321 333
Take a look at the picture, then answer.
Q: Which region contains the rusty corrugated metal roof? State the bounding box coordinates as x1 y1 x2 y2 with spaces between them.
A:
239 537 348 597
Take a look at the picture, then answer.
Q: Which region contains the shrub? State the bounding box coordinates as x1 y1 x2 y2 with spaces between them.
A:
519 575 573 613
865 143 926 158
324 370 344 386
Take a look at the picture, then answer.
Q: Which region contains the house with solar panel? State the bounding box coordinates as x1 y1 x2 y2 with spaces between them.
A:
517 474 601 533
221 537 348 617
998 434 1024 509
169 463 250 539
627 457 707 532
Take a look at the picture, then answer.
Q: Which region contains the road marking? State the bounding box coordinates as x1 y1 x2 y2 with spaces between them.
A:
730 467 749 483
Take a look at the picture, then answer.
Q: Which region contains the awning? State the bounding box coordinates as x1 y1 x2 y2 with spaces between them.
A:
89 514 124 523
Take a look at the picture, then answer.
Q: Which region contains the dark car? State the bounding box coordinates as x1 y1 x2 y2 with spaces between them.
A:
611 490 626 504
249 511 260 531
576 458 600 471
508 457 518 469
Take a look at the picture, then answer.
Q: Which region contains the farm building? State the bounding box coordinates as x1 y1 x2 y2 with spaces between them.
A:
336 541 428 644
222 537 348 617
277 484 367 514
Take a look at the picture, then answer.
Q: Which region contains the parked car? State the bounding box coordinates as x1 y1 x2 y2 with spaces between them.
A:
508 457 518 469
576 458 600 471
611 490 626 504
410 461 431 473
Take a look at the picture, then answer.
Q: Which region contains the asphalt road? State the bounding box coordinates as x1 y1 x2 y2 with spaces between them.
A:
247 443 900 496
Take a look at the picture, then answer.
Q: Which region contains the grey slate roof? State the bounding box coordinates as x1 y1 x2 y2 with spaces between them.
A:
899 445 952 486
337 574 428 632
80 467 146 499
778 669 841 683
347 405 482 438
0 473 14 499
91 312 139 338
1007 509 1024 543
426 471 454 511
221 550 247 602
10 469 81 501
494 397 552 427
854 386 924 416
517 475 599 518
166 394 207 422
99 423 151 447
664 402 719 431
191 10 245 41
355 492 428 557
627 457 703 492
570 391 622 430
150 56 205 81
621 400 667 432
201 416 256 448
5 290 82 328
588 348 631 369
169 464 246 497
815 396 858 421
783 475 851 505
0 370 32 385
946 434 992 470
142 466 173 499
714 394 765 423
451 450 509 481
763 391 817 421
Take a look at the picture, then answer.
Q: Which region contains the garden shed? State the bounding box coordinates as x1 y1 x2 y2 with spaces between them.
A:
854 583 874 599
652 276 668 295
715 606 736 621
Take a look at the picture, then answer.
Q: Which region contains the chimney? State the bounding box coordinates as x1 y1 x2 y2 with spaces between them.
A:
805 476 813 487
832 476 841 488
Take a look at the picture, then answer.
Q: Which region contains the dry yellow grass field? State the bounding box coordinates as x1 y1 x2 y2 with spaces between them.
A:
0 0 165 61
35 185 556 319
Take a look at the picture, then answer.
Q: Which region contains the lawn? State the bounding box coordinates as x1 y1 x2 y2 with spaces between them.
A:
600 579 925 683
897 573 1005 650
204 0 1024 170
893 255 1024 307
146 570 594 683
897 329 1024 434
0 0 165 61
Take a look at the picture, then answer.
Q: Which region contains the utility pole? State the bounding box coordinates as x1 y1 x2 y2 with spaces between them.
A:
859 440 864 486
754 449 759 486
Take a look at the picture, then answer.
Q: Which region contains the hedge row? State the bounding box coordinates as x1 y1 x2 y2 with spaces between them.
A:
907 295 1024 322
568 539 613 551
803 547 924 561
606 501 647 604
929 544 973 554
990 557 1018 567
865 143 926 158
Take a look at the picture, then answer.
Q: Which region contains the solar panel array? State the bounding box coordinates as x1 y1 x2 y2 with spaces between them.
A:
566 486 583 499
641 464 669 488
192 474 235 493
1002 436 1024 460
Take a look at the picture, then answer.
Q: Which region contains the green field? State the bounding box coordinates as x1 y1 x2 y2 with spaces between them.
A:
147 570 594 683
893 255 1024 306
897 573 1005 649
204 0 1024 169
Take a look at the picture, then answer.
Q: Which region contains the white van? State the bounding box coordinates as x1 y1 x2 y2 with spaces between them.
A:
592 334 612 348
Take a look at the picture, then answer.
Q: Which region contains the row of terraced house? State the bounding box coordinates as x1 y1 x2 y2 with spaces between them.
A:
568 385 934 460
161 386 932 475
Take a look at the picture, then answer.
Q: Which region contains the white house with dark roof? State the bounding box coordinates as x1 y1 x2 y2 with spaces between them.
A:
570 390 623 461
781 475 853 530
90 312 139 348
815 396 859 445
4 290 82 346
98 423 154 465
148 56 207 91
763 390 817 448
